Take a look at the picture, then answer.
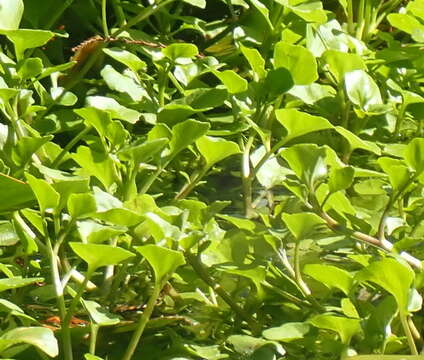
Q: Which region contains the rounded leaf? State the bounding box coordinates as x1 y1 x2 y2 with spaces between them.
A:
69 242 135 271
135 245 185 284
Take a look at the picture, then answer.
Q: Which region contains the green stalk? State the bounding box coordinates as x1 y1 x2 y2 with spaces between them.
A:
111 0 126 26
62 268 94 338
51 126 91 169
186 252 261 335
111 0 176 38
45 0 75 29
46 235 73 360
102 0 110 38
122 284 162 360
346 0 354 35
400 313 418 355
294 241 311 296
174 166 208 200
241 133 256 218
89 324 99 355
356 0 365 40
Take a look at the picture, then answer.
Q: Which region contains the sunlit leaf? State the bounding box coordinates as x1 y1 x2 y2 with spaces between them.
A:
69 242 135 271
135 245 185 284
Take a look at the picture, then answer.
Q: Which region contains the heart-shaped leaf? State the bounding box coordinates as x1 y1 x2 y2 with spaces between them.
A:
355 258 414 315
196 136 240 168
135 245 185 284
0 327 58 357
69 242 135 271
281 212 325 241
303 263 353 295
309 314 361 344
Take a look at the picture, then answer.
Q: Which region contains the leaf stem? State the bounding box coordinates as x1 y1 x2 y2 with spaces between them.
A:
186 252 261 335
175 166 208 200
400 313 418 355
45 0 75 29
51 125 92 169
102 0 110 38
111 0 176 38
111 0 126 26
122 284 162 360
241 132 256 218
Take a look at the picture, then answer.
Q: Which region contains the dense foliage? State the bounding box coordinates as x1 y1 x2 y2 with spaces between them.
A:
0 0 424 359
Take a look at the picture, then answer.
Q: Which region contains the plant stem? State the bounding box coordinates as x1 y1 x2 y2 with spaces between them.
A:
347 0 354 35
102 0 110 38
47 237 72 360
111 0 126 26
122 284 162 360
89 323 99 354
111 0 176 38
186 252 261 335
241 133 256 218
175 166 208 200
62 268 94 337
400 313 418 355
51 126 91 168
45 0 75 29
294 241 311 296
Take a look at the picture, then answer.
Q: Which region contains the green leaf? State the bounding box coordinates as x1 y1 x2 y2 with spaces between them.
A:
281 212 325 241
213 70 248 94
355 258 414 315
118 138 169 164
227 335 284 356
72 146 119 189
81 299 120 326
182 0 206 8
135 244 185 284
169 119 210 158
303 264 353 295
0 327 58 357
344 70 383 111
86 96 140 124
404 137 424 175
388 13 424 36
321 50 366 83
69 242 135 271
263 68 294 97
0 29 55 60
280 144 328 189
0 173 34 212
103 47 146 72
12 135 53 166
0 277 43 292
163 43 198 62
74 107 111 138
335 126 381 155
17 57 43 80
378 157 410 191
25 173 60 214
274 42 318 85
251 146 291 189
196 136 240 168
348 356 424 360
68 193 97 219
328 166 354 194
275 109 334 144
240 44 266 80
0 0 23 30
309 314 361 344
0 221 19 246
101 64 146 101
263 322 310 342
85 354 104 360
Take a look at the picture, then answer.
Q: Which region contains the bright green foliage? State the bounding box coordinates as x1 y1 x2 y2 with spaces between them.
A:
0 0 423 359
